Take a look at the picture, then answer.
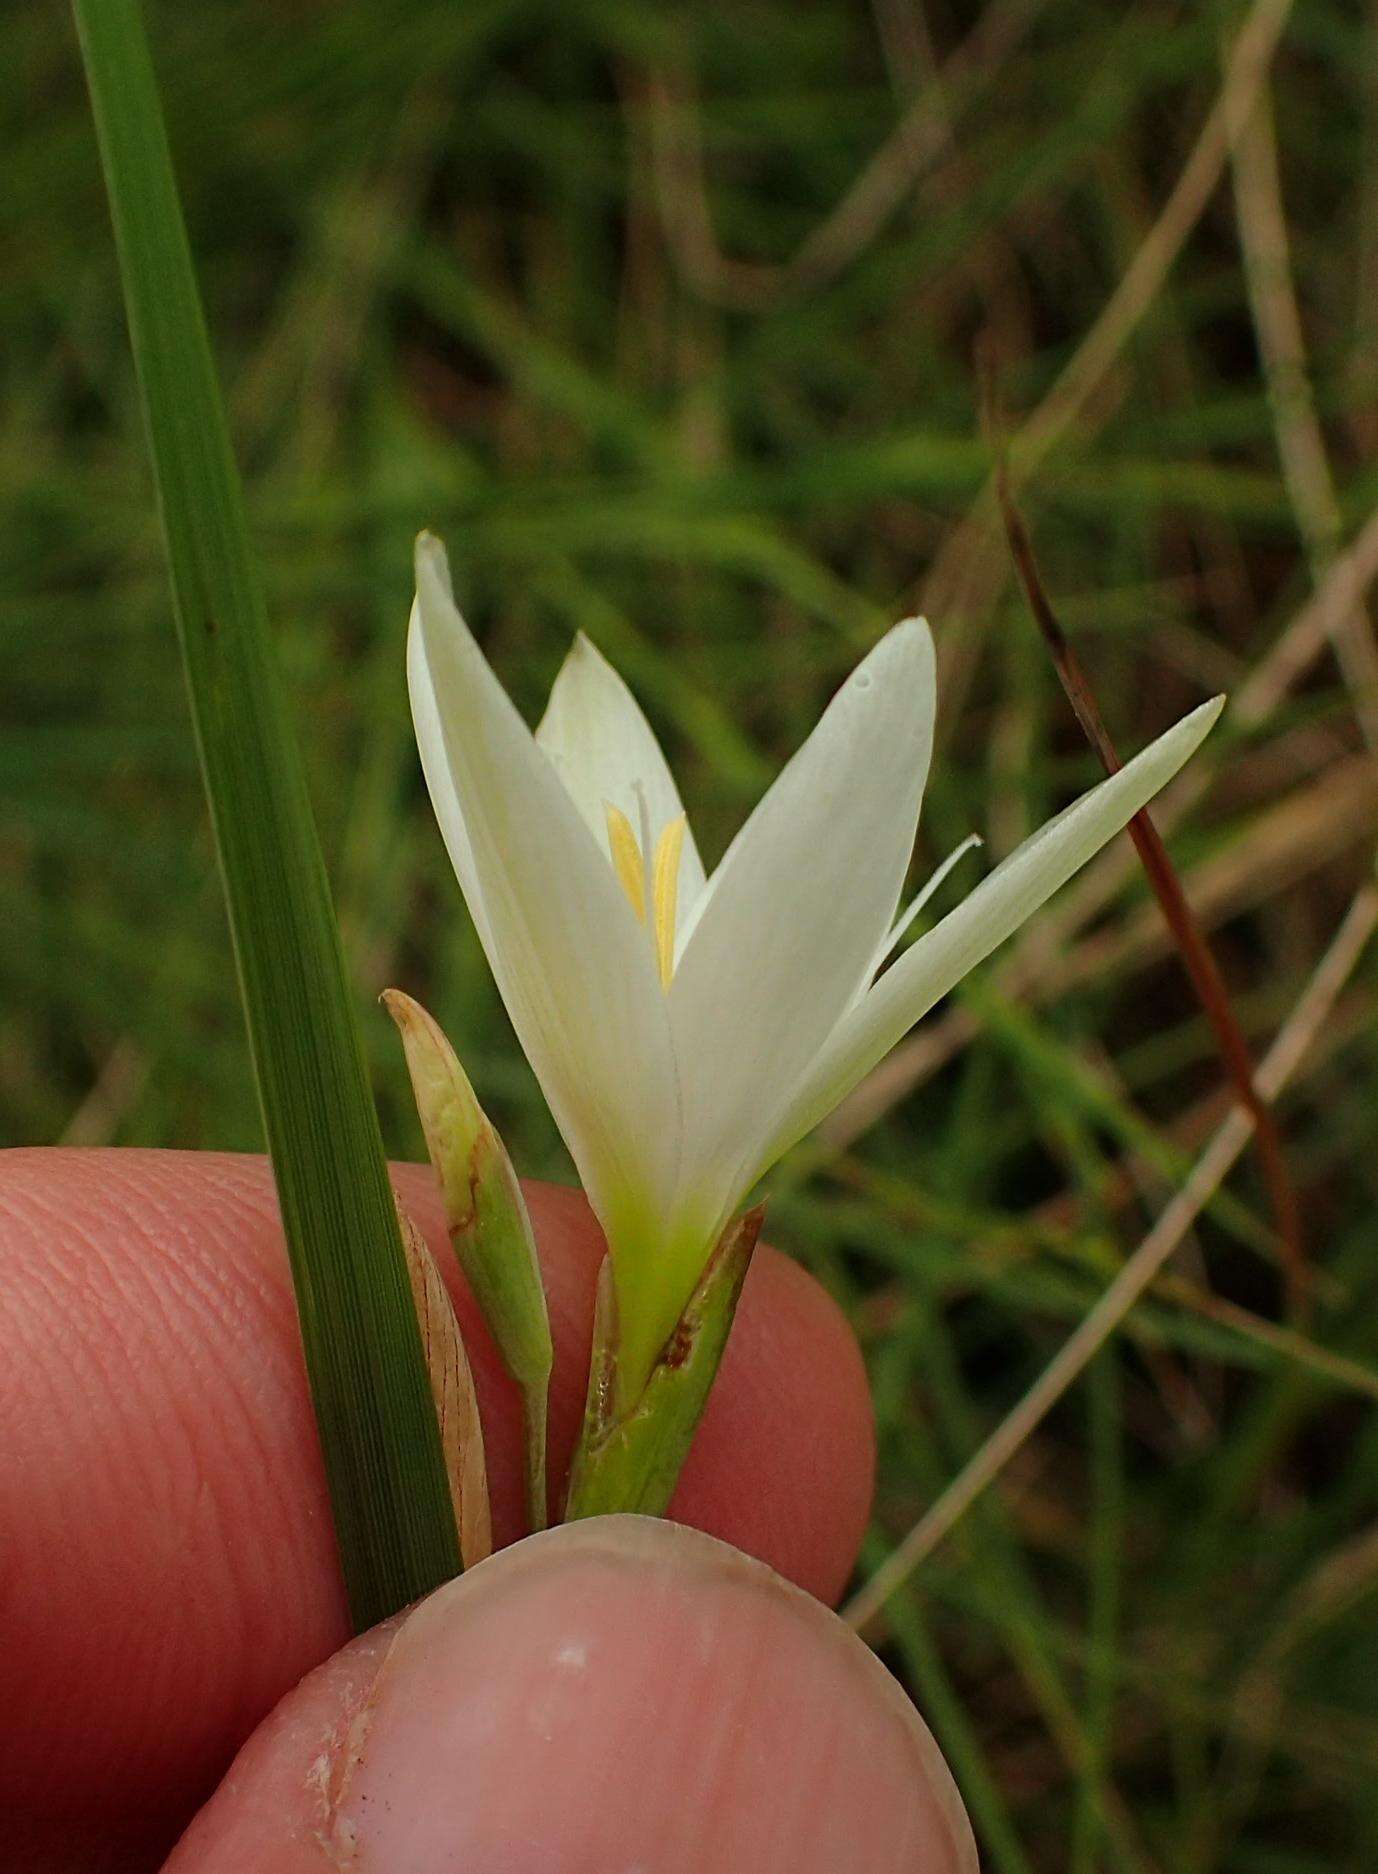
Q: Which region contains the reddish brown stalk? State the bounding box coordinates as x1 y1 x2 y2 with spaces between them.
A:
995 456 1306 1312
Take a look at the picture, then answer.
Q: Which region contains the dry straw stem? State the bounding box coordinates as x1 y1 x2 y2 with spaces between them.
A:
1068 753 1378 983
58 1039 147 1147
1235 499 1378 725
1009 0 1296 474
812 0 1312 1157
1154 1270 1378 1408
845 881 1378 1637
919 0 1296 716
643 0 1043 308
1228 76 1378 746
996 463 1305 1305
844 976 1378 1410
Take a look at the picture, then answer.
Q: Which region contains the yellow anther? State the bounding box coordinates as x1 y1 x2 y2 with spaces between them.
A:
651 815 686 989
604 802 647 923
605 801 687 988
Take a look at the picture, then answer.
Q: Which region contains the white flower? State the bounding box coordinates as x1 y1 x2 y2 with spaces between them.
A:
409 534 1222 1397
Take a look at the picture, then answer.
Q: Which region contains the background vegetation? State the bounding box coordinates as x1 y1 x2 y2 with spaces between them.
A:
6 0 1378 1866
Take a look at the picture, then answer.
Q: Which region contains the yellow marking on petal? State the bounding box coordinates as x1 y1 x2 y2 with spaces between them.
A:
651 814 687 989
604 802 647 923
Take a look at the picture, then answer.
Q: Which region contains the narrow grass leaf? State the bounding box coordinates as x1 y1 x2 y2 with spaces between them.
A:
71 0 461 1627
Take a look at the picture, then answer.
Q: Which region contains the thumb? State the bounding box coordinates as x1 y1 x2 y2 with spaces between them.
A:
165 1516 975 1874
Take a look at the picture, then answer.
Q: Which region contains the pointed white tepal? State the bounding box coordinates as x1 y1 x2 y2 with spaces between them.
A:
409 533 1223 1396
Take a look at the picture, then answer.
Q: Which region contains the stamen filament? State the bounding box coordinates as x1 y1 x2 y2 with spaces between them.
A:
633 782 655 889
651 815 687 989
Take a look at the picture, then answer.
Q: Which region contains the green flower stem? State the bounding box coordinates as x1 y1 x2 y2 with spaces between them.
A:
72 0 461 1628
565 1207 763 1520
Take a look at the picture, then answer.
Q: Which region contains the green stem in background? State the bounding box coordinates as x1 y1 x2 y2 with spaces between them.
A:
71 0 460 1628
565 1207 763 1520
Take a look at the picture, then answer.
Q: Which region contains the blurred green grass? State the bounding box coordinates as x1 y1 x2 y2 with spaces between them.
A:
6 0 1378 1866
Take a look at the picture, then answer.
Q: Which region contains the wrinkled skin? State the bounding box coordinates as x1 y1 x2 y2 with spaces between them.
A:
2 1150 890 1871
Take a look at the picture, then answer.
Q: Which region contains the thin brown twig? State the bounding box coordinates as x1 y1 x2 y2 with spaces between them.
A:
995 458 1306 1307
827 503 1378 1150
844 882 1378 1637
821 0 1308 1151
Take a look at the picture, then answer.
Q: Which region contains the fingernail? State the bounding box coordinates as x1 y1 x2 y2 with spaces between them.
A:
171 1517 976 1874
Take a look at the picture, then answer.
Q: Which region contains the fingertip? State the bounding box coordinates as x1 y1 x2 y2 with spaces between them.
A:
1 1150 873 1863
167 1518 974 1874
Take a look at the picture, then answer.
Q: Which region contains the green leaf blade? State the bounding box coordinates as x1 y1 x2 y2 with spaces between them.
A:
71 0 460 1628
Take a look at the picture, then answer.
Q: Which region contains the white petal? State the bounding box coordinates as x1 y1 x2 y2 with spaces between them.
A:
536 633 707 926
409 537 680 1241
666 619 937 1248
754 695 1225 1175
408 598 494 955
